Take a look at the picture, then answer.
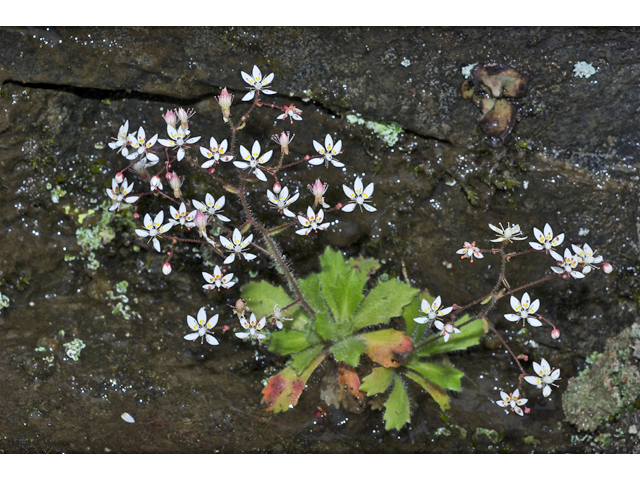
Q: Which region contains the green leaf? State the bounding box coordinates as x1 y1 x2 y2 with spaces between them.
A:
353 280 419 330
314 311 339 340
330 337 366 367
268 328 313 355
360 367 394 396
347 256 381 284
403 291 434 342
290 344 324 374
241 280 293 319
383 373 411 431
404 370 451 410
405 359 464 391
298 273 327 315
415 317 485 357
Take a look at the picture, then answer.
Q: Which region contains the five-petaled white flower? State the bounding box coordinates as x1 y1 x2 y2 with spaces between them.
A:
183 307 219 346
296 207 330 236
413 297 454 324
135 211 173 252
169 202 197 228
489 222 527 243
504 292 542 327
342 177 377 212
108 120 130 156
309 134 344 168
456 241 483 262
202 265 235 291
550 248 585 279
235 313 267 341
200 137 233 167
571 243 603 274
219 228 257 264
106 176 139 211
530 223 564 253
496 389 528 416
524 358 561 397
125 127 159 165
158 124 201 161
267 185 299 218
192 193 230 223
234 140 272 182
277 104 302 124
272 305 292 329
434 321 461 342
240 65 276 102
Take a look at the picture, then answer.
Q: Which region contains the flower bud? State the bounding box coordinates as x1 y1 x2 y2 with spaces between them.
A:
551 329 560 340
115 172 124 184
272 131 294 155
150 175 163 191
162 109 177 128
603 263 613 274
216 88 234 119
309 179 329 208
195 211 208 236
162 262 172 275
168 172 182 199
234 298 247 318
273 182 282 195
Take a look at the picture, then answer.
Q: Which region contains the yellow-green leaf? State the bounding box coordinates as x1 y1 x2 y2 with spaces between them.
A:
268 328 313 355
405 359 464 391
353 280 419 330
404 370 450 410
360 367 394 396
383 374 410 431
290 344 324 374
415 317 485 357
330 337 365 367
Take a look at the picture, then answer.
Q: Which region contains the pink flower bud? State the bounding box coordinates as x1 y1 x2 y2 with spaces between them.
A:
222 325 229 333
336 202 343 210
234 298 247 318
115 172 124 183
216 88 234 119
207 167 216 174
194 211 208 236
603 263 613 274
162 262 172 275
304 155 310 160
165 171 173 180
272 131 294 155
150 175 163 191
133 212 140 219
273 182 282 195
162 109 177 128
168 172 182 199
309 179 329 208
524 407 531 414
551 329 560 339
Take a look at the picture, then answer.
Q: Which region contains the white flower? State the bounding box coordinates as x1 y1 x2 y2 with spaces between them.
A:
202 265 235 291
183 307 219 346
240 65 276 102
530 223 564 252
434 321 461 342
108 120 130 156
309 134 344 168
271 305 292 329
134 211 173 252
489 222 527 243
571 243 603 274
277 104 302 124
200 137 233 167
169 202 197 228
150 175 163 191
524 358 561 397
504 292 542 327
413 297 453 324
296 207 330 235
106 177 139 211
234 140 272 182
192 193 230 223
550 248 585 279
496 389 528 416
219 228 257 264
267 185 298 218
456 241 483 262
341 177 377 212
235 313 267 341
158 124 201 161
125 127 159 165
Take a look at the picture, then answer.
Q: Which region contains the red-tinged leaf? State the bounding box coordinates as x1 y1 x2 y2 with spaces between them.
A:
262 353 327 413
361 329 413 368
338 364 366 402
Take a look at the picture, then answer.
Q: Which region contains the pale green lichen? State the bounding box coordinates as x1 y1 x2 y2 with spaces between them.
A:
573 61 597 79
63 338 86 361
46 183 67 204
346 113 403 147
461 63 478 79
0 292 9 309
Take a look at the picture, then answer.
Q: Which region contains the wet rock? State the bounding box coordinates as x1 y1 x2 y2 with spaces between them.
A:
479 98 516 139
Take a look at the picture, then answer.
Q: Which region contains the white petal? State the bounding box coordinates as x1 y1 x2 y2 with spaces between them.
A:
184 332 199 341
504 314 521 322
354 177 364 194
254 168 267 182
524 375 540 386
205 334 219 346
232 228 242 243
242 91 255 102
527 317 542 327
542 385 552 397
224 253 236 264
308 158 325 165
313 139 325 154
530 242 544 250
363 203 377 212
242 253 257 261
341 203 357 212
219 236 233 249
529 299 540 314
152 238 161 252
413 316 429 324
343 184 356 199
363 182 375 198
251 140 260 157
510 296 521 312
207 314 219 329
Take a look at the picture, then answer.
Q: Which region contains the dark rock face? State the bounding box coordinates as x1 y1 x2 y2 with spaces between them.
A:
1 27 639 453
